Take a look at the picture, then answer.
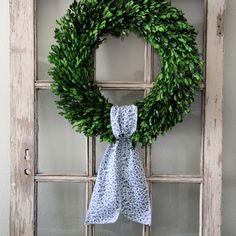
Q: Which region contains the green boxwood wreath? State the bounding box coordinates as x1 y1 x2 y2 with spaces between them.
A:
48 0 203 148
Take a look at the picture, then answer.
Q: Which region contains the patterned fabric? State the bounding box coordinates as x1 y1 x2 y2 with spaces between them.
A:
85 105 151 225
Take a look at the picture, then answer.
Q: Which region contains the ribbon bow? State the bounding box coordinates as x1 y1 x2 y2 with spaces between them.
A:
85 105 151 225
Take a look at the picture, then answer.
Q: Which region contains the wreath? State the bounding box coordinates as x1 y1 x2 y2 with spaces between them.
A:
48 0 203 148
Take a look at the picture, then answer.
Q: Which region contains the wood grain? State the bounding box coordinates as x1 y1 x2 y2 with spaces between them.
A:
203 0 226 235
10 0 36 235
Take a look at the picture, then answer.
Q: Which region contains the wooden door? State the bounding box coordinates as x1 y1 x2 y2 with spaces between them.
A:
10 0 225 235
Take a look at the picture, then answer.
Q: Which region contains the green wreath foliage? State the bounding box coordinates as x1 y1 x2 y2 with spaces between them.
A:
48 0 203 148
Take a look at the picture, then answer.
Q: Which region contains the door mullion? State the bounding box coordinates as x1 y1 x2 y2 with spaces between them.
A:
143 43 153 236
88 137 96 176
144 144 152 235
86 137 95 236
86 180 94 236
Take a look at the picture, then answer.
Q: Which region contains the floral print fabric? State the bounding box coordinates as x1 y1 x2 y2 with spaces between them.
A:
85 105 151 225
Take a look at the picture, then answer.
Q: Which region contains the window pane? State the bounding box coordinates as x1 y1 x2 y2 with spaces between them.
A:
38 90 87 174
172 0 204 54
152 183 200 236
96 33 145 82
154 0 204 79
37 183 86 236
101 89 144 106
95 90 145 173
37 0 73 80
94 215 142 236
151 92 202 175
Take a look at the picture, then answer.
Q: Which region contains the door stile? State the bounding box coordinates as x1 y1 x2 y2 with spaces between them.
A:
10 0 36 235
143 43 153 236
203 0 225 235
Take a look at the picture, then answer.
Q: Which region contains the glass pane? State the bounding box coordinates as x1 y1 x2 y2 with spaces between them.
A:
96 33 145 82
154 0 204 79
152 183 199 236
101 89 144 106
38 90 87 174
95 215 142 236
37 0 73 80
151 92 202 175
37 182 86 236
96 90 144 173
172 0 204 53
153 52 162 81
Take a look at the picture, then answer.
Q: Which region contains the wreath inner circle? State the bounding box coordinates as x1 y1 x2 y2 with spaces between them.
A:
48 0 203 148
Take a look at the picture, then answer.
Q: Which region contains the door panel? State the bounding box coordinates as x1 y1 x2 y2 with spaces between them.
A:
38 90 87 174
37 183 86 236
100 90 145 106
96 34 145 82
151 92 202 175
172 0 204 54
152 183 199 236
94 215 143 236
37 0 73 81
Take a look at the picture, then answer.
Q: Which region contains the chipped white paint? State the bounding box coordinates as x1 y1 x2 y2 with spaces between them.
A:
10 0 36 235
202 0 226 235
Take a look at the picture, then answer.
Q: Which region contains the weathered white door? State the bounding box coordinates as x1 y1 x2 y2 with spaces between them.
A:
10 0 225 235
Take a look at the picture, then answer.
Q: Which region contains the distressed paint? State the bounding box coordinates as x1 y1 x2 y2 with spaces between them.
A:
10 0 36 235
203 0 226 235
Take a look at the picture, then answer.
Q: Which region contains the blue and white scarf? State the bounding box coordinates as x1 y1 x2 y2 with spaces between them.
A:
85 105 151 225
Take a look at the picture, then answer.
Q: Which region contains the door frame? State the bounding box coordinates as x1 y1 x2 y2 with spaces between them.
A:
10 0 226 235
